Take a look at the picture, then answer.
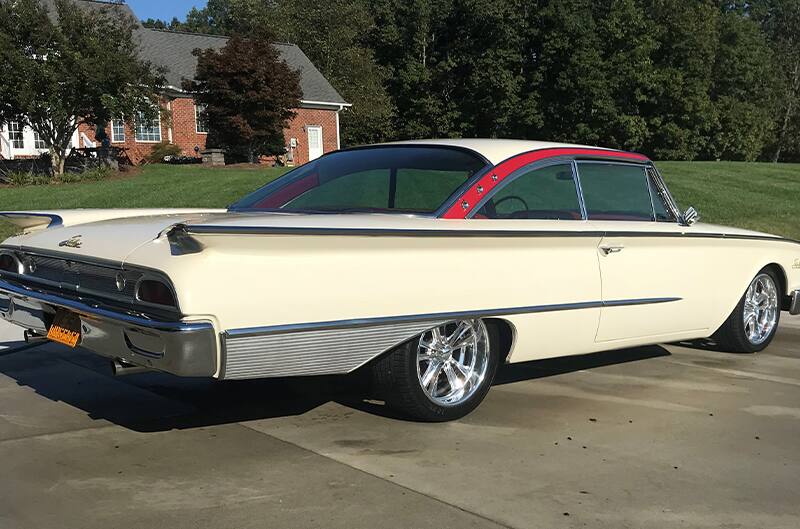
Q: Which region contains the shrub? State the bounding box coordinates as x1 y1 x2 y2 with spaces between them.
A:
4 171 50 186
147 141 182 163
58 165 114 183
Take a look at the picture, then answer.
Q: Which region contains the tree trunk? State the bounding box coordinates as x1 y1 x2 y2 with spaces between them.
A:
50 148 66 177
773 61 800 163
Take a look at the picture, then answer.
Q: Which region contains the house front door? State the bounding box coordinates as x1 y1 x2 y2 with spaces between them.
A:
307 126 323 161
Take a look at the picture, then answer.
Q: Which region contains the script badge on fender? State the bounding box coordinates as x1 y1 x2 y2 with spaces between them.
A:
47 309 82 348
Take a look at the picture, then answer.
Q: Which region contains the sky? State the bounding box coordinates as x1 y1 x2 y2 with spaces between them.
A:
125 0 208 22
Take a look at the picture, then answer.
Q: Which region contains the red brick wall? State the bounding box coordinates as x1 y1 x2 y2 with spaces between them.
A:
75 96 339 166
170 97 207 157
283 107 339 166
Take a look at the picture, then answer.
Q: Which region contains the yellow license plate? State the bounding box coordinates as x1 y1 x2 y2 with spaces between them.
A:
47 309 81 348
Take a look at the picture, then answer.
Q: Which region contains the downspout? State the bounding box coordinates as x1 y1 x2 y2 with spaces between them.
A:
167 99 174 144
335 104 344 150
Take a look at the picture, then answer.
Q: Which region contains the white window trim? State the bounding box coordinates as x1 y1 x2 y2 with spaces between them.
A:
111 118 126 143
8 121 25 150
195 103 208 134
135 110 162 143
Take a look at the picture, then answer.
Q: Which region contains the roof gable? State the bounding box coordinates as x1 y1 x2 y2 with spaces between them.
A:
137 29 348 106
40 1 348 107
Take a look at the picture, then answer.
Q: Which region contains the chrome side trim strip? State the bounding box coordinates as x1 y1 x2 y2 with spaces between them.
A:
224 297 681 339
221 297 680 379
185 225 797 245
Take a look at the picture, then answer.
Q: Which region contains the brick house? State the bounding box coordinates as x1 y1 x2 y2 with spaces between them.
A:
0 0 349 166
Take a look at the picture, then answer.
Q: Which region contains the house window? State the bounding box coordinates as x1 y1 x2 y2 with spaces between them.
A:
111 119 126 143
33 131 46 150
195 103 208 133
8 121 24 149
135 111 161 142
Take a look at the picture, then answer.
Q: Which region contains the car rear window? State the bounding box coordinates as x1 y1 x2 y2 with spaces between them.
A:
230 146 487 214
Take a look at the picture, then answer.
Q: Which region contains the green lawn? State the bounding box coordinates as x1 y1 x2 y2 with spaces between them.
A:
0 161 798 240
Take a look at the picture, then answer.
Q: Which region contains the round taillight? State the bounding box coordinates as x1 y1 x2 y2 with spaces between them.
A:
136 279 176 307
0 254 21 274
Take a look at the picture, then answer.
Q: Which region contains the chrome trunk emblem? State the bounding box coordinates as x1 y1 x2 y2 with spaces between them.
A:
58 235 82 248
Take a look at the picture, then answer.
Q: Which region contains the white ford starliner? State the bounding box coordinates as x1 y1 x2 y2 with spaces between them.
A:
1 139 799 420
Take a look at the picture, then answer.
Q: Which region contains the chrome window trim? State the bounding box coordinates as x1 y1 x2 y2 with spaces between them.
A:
646 163 682 222
571 160 588 220
465 158 585 220
224 296 682 339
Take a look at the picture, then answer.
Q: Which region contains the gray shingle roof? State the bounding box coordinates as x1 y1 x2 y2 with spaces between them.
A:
138 29 348 105
43 0 348 106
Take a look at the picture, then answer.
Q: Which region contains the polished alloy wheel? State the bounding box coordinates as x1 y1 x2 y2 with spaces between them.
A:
743 273 779 346
416 319 490 406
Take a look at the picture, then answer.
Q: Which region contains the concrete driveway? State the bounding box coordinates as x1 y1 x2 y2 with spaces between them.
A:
1 318 799 529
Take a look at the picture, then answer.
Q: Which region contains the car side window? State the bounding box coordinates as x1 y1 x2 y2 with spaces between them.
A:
475 163 582 220
578 163 654 221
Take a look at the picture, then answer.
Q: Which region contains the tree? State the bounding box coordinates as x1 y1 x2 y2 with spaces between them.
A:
0 0 164 175
754 0 800 161
259 1 395 146
184 33 302 163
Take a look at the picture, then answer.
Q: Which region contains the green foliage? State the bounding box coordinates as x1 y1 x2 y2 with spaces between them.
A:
3 171 51 187
154 0 795 161
0 0 164 175
147 141 182 163
184 33 302 163
261 1 396 146
2 165 113 187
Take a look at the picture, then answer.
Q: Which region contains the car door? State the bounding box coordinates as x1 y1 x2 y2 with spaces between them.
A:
576 161 712 343
470 161 603 362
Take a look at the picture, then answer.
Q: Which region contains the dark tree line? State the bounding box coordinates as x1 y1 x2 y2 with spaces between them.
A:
144 0 800 162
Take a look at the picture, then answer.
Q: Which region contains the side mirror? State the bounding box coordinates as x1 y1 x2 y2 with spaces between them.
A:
681 206 700 226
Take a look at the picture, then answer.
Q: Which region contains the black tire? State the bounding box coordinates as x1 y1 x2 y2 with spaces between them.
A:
372 320 500 422
712 267 781 353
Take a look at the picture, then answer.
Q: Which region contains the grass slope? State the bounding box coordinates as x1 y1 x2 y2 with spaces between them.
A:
0 161 798 240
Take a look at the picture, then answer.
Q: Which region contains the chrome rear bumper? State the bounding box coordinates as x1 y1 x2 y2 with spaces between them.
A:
0 279 217 377
791 290 800 316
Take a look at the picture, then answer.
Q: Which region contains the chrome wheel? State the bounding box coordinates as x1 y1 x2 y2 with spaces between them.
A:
743 273 779 346
416 319 490 407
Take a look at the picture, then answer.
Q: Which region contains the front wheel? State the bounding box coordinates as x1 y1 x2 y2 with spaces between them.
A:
372 319 499 421
713 268 781 353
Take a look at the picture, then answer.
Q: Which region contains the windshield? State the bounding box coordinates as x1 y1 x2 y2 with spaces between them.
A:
229 146 488 214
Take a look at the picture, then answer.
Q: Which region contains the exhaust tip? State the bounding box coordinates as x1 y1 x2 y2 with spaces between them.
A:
24 330 47 343
111 358 151 376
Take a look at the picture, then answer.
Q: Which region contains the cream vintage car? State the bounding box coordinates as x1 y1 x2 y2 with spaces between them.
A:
1 139 799 421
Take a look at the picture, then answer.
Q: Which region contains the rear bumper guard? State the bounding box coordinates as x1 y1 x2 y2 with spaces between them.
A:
790 290 800 316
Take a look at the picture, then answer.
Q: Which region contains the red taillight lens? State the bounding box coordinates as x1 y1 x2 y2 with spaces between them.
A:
0 254 20 273
136 280 176 307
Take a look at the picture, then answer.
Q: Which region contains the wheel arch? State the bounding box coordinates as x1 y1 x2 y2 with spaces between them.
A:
764 262 791 310
483 317 517 363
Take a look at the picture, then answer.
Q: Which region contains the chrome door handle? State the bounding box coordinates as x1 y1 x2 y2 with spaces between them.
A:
600 245 624 255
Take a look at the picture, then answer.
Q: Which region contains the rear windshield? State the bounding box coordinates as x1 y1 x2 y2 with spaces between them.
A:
229 146 488 214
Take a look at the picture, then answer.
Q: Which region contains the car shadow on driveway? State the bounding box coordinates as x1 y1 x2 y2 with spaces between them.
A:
0 342 671 432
